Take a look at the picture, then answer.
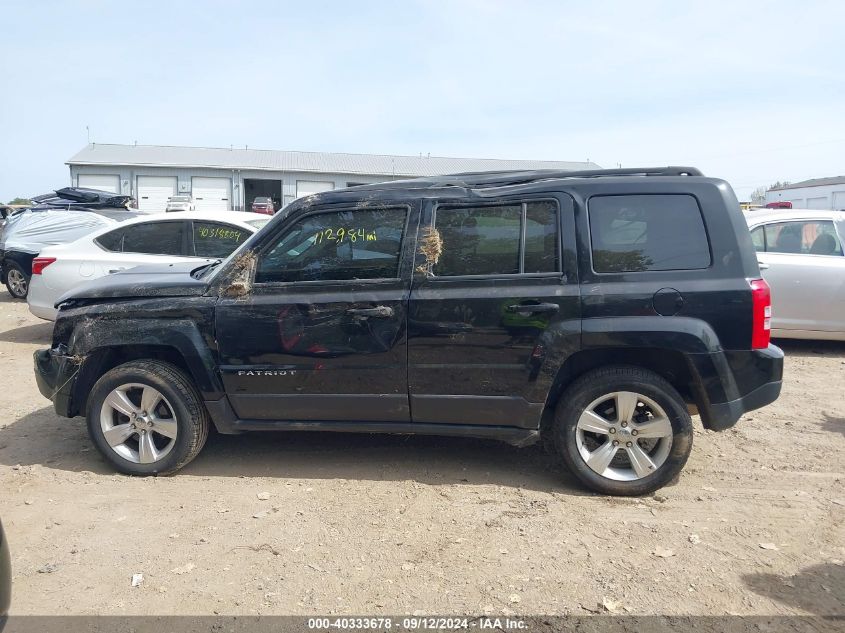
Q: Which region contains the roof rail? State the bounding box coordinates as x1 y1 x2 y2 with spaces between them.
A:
415 166 704 189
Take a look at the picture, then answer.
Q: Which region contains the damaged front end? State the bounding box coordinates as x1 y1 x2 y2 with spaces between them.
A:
33 344 83 416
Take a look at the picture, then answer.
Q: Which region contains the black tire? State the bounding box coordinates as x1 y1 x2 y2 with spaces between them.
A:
554 365 693 496
86 360 210 476
4 261 29 299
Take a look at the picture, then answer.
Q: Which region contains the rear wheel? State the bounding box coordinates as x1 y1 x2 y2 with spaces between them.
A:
554 366 693 496
86 360 209 475
5 262 29 299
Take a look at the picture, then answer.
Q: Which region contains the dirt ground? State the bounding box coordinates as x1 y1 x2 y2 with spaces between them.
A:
0 289 842 617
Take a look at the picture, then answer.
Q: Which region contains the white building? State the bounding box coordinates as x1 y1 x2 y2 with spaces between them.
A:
765 176 845 210
67 143 599 213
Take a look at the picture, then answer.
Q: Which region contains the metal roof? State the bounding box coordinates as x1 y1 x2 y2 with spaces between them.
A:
67 143 600 177
769 176 845 191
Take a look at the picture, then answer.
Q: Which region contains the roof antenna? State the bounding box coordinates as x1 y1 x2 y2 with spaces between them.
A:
86 125 90 144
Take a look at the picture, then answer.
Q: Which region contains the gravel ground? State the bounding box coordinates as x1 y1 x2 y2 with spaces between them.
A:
0 289 842 617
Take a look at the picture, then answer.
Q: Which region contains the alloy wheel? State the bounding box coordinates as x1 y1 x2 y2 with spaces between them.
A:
7 269 27 297
575 391 673 481
99 383 178 464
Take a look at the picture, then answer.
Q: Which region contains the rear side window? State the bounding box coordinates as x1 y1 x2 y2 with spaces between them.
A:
122 221 185 256
588 195 710 273
433 201 560 276
95 229 124 252
192 221 249 258
762 220 843 256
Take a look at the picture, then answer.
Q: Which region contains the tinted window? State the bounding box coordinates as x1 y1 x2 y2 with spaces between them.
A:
763 220 843 256
95 228 124 252
524 201 559 273
122 221 185 255
193 222 250 258
255 208 407 283
433 201 559 276
589 195 710 272
435 205 521 276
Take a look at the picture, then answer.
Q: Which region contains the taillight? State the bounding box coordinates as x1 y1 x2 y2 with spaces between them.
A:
750 278 771 349
32 257 57 275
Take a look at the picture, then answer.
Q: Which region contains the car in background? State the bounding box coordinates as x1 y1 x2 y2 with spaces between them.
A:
1 195 139 299
251 196 276 215
746 208 845 340
0 519 9 630
165 195 196 212
27 211 270 320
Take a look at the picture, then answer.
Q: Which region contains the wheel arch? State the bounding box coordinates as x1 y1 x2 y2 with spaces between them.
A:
541 347 699 437
66 317 223 417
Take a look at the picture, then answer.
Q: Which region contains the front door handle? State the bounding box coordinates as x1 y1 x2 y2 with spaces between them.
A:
758 262 770 270
507 302 560 315
346 305 394 318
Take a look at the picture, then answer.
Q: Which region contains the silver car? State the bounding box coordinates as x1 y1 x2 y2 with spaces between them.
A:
745 209 845 340
165 195 195 212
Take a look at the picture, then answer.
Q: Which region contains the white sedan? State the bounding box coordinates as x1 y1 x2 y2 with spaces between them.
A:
28 211 270 321
745 208 845 340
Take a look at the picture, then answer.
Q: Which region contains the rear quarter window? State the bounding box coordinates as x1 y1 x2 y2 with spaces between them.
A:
588 194 711 273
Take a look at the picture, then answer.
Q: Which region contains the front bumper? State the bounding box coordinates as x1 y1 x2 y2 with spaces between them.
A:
34 348 78 417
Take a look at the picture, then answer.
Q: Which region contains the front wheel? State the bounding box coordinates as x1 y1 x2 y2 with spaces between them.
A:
554 366 693 496
86 360 210 475
5 262 29 299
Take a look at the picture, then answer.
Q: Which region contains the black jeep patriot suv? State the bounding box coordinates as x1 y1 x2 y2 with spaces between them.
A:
34 167 783 495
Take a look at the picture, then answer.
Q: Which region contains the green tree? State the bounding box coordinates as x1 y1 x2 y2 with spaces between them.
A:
6 197 32 206
749 181 791 204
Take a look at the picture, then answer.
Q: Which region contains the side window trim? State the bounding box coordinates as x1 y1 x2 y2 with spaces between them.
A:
428 198 562 279
252 204 412 286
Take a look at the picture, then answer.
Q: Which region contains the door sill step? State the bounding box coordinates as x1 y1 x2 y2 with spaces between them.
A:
230 419 540 447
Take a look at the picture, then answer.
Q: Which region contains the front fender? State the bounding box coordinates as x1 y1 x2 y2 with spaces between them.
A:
67 314 223 399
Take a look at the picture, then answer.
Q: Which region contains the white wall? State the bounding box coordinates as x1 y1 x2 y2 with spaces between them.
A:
765 183 845 210
70 165 402 210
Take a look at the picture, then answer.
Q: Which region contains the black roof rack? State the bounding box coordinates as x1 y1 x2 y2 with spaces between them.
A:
361 166 704 192
438 166 703 188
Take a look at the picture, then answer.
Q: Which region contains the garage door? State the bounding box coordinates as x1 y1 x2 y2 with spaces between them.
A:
832 191 845 211
296 180 335 199
806 196 828 209
137 176 177 212
192 177 232 212
78 174 120 193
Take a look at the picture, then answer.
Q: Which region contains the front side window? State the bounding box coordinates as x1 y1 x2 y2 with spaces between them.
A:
433 201 560 276
122 221 185 256
763 220 843 256
255 207 407 283
588 194 710 273
193 222 250 258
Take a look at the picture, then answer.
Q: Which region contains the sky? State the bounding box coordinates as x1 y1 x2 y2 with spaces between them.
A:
1 0 843 202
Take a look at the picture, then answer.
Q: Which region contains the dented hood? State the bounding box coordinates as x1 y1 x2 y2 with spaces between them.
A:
56 260 214 306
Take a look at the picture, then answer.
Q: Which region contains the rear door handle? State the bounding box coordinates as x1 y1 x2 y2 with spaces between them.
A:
758 262 770 270
108 267 127 274
346 305 394 318
507 302 560 314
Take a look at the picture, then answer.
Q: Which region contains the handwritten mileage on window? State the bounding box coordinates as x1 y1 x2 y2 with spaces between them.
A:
314 228 377 244
198 226 243 242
